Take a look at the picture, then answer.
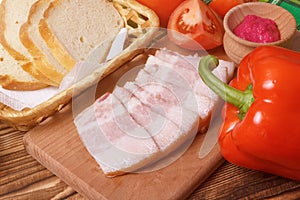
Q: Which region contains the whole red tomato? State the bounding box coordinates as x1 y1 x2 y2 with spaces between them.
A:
167 0 224 50
136 0 185 27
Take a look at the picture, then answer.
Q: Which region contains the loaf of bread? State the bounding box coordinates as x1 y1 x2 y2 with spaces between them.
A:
0 0 125 90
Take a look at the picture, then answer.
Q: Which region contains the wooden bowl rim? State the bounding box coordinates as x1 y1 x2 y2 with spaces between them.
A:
223 2 297 47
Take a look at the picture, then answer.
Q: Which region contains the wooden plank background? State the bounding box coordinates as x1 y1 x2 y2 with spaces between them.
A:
1 122 300 199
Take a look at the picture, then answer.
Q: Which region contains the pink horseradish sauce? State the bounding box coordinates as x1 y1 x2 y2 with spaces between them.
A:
233 15 280 43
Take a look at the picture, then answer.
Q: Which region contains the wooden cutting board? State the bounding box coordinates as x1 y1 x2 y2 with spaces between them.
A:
23 47 229 200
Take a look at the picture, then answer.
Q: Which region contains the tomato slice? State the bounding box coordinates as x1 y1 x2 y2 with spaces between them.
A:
167 0 224 50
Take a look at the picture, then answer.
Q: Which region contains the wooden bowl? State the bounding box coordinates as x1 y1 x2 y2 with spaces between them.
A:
223 2 297 64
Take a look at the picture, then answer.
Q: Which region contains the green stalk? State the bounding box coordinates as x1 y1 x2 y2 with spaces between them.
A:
198 55 254 119
203 0 212 4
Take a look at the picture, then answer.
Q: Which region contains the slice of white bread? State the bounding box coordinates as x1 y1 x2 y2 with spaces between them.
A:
0 44 47 90
0 0 36 61
0 0 48 90
0 0 60 87
39 0 124 70
20 0 69 85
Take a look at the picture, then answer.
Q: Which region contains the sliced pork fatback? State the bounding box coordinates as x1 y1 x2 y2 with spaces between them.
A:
113 84 198 154
148 49 235 127
74 49 234 177
152 50 212 98
121 81 199 149
144 55 214 124
134 67 212 133
74 92 160 176
135 68 199 114
154 48 235 95
113 85 171 140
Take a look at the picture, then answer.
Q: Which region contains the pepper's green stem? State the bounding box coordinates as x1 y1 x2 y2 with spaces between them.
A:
198 55 254 119
203 0 212 4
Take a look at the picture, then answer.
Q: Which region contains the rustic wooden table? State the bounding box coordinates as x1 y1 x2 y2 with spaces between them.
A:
1 122 300 200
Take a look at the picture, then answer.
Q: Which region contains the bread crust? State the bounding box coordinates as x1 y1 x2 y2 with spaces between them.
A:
0 74 47 90
39 0 76 71
21 61 60 87
0 0 28 62
0 0 53 88
19 0 66 86
39 0 124 69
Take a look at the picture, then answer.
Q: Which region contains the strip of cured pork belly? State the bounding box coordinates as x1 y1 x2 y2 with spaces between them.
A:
74 92 161 176
154 49 235 99
113 85 175 144
120 81 199 152
146 49 235 128
113 84 198 155
154 48 234 83
140 58 213 131
145 55 215 120
134 68 211 133
135 68 199 115
74 49 234 176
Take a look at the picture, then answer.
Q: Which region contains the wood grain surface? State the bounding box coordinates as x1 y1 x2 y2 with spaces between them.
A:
1 122 300 200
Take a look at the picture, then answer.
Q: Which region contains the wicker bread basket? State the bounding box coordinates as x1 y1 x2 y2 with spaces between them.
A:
0 0 159 131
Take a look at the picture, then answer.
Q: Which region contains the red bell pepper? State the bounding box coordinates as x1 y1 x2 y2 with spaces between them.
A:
198 45 300 181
